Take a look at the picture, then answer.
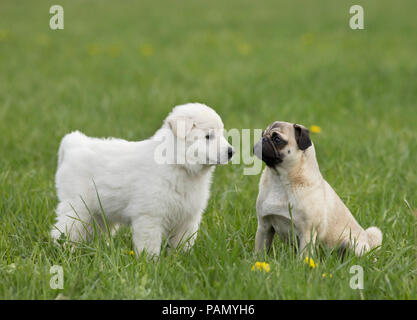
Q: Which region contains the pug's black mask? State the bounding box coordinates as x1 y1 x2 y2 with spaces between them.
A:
253 130 288 167
253 122 312 167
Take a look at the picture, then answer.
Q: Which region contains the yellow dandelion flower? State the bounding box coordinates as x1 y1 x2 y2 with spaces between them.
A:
107 44 120 57
140 44 153 57
301 33 314 46
237 42 251 56
262 262 271 272
87 44 101 56
304 257 317 269
129 250 135 256
309 125 322 134
251 261 270 272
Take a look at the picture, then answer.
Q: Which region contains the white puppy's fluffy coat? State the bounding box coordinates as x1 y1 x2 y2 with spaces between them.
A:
51 103 233 256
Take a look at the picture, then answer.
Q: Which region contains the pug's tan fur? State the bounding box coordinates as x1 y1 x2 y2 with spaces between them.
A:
254 121 382 256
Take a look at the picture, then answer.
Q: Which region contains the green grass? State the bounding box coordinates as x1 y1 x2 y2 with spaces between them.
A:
1 0 416 299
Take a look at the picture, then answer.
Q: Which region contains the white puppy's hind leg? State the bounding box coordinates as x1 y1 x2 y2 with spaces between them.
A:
131 217 163 258
110 223 121 236
51 202 94 243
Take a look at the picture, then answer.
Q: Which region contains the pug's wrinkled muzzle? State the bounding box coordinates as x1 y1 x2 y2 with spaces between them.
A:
253 136 282 167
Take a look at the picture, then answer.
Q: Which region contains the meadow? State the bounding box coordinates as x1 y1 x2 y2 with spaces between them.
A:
0 0 416 299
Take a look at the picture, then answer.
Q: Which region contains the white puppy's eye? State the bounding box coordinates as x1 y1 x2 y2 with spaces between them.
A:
205 133 214 140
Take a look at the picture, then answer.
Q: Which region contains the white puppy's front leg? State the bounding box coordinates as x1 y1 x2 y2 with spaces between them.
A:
131 217 163 258
169 219 200 252
255 223 275 253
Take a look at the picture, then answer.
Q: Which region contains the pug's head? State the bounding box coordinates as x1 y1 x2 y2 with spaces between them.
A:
253 121 312 168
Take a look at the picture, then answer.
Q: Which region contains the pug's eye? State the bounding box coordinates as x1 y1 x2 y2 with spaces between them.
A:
272 133 281 144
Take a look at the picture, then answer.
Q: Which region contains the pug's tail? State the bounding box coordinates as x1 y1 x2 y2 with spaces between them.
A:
366 226 382 249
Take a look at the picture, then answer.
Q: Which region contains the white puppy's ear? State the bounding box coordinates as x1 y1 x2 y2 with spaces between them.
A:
168 117 195 139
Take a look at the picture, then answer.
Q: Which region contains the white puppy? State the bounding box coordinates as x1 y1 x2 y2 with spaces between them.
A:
254 121 382 257
51 103 234 256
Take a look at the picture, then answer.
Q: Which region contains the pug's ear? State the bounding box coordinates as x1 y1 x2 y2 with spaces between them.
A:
293 124 312 150
168 117 195 139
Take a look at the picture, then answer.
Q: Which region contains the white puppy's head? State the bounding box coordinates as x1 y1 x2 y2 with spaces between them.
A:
162 103 234 167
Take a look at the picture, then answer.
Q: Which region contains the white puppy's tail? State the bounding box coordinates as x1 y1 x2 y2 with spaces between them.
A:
366 226 382 249
57 139 66 167
57 131 84 167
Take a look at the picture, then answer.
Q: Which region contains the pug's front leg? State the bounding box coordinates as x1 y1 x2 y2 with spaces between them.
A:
298 229 317 257
255 223 275 253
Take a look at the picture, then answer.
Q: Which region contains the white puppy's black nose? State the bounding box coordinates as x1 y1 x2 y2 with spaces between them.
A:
228 147 235 160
